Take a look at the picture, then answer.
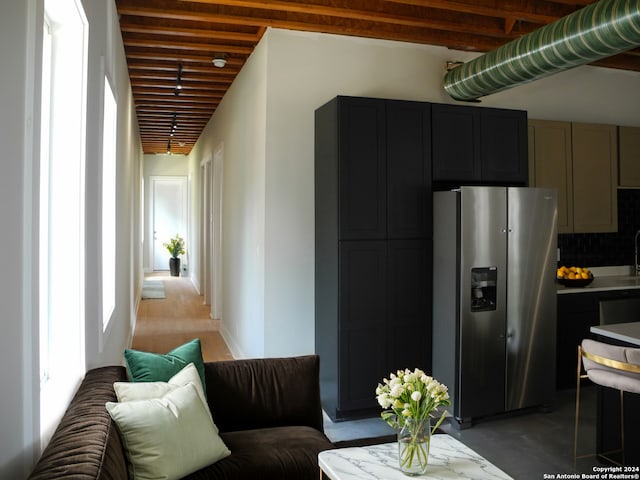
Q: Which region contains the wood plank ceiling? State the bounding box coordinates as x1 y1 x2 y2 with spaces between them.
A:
115 0 640 155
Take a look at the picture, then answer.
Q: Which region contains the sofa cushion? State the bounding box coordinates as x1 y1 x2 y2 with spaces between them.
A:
106 383 230 480
204 355 324 433
124 338 206 393
183 426 334 480
27 366 129 480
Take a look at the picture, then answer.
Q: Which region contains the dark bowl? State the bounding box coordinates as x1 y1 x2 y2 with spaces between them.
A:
557 275 594 287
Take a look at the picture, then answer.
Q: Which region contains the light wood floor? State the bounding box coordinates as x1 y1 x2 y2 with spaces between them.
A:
133 273 234 362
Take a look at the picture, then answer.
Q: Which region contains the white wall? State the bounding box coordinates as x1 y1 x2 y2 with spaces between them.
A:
0 0 34 476
188 36 268 359
190 27 640 361
0 0 142 476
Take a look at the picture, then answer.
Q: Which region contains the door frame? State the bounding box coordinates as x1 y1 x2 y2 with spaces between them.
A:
211 145 223 320
199 147 223 320
149 175 188 272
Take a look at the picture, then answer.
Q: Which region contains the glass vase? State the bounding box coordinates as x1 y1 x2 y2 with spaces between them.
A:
397 417 430 476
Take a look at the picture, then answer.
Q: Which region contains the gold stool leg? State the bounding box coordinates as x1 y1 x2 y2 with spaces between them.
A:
574 345 582 467
620 389 625 466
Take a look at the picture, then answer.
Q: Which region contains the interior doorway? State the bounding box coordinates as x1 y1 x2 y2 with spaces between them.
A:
150 176 187 272
200 147 223 320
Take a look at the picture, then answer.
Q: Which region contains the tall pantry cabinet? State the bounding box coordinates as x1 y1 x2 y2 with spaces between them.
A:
315 96 433 420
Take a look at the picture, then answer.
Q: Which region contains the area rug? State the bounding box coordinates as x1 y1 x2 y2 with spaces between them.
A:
141 279 166 299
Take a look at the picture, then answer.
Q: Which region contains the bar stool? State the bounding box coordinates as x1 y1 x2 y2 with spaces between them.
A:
574 338 640 466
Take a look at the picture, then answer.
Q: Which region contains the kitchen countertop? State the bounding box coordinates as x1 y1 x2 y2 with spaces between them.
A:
590 322 640 346
557 265 640 294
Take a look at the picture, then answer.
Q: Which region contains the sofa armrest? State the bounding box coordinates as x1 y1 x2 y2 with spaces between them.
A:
204 355 324 434
28 366 129 480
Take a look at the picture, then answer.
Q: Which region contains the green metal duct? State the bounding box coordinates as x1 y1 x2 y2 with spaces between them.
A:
443 0 640 101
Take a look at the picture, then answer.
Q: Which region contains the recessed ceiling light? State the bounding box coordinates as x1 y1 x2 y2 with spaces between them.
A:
212 53 227 68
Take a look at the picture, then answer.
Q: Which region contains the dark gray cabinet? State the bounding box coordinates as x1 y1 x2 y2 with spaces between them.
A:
432 103 528 186
556 293 599 390
315 96 432 420
556 289 640 390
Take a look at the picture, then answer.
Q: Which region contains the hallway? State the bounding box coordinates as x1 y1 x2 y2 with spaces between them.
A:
132 274 234 362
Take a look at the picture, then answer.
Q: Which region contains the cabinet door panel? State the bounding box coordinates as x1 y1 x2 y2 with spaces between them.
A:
619 126 640 187
481 108 528 184
338 98 387 239
572 123 618 233
432 104 481 182
387 239 432 373
339 241 387 410
386 101 431 239
528 120 573 233
339 327 388 411
556 293 599 390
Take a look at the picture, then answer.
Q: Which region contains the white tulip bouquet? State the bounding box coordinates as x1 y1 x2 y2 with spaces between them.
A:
376 368 450 474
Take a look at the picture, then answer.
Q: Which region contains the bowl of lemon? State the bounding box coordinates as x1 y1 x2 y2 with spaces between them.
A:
557 266 594 287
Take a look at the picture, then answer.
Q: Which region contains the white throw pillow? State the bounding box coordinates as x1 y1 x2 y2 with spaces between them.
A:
106 383 230 480
113 362 212 421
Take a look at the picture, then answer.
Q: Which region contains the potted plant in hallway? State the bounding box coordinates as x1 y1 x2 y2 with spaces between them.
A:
163 234 185 276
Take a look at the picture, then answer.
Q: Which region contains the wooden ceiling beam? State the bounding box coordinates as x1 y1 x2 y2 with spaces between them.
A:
119 23 259 43
121 0 537 39
122 38 253 55
131 80 230 91
504 17 517 35
132 90 225 100
376 0 578 24
127 63 237 78
124 49 245 68
135 103 219 111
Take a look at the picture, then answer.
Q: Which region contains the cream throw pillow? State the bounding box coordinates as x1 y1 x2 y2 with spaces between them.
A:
113 363 214 428
106 383 230 480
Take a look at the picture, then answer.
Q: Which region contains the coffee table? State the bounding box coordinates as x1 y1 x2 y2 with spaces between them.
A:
318 434 513 479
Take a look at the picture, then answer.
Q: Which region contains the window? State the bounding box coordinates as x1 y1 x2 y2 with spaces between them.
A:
39 0 88 446
102 76 117 332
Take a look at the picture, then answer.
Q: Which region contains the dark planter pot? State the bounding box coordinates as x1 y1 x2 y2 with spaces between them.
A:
169 257 181 276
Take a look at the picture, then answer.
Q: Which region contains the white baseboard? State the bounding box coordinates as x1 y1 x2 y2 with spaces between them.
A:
191 276 201 295
219 325 245 360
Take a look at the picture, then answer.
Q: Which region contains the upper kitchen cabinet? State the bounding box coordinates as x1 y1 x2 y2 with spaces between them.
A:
315 96 431 240
619 126 640 187
481 108 528 183
432 103 527 186
386 101 432 238
528 120 573 233
571 123 617 233
529 120 618 233
432 104 480 183
316 96 387 240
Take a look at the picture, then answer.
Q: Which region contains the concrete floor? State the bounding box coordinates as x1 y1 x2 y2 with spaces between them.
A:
324 387 606 479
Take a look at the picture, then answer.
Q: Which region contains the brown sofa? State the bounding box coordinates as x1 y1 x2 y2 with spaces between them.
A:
28 355 335 480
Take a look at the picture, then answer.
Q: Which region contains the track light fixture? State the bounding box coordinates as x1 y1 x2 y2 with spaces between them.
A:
175 64 183 95
171 113 177 133
170 113 177 138
167 140 171 154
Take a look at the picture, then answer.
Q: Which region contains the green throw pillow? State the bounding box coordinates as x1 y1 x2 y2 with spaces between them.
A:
124 339 206 393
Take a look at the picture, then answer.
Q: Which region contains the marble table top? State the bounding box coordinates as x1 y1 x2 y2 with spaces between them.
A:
318 435 513 480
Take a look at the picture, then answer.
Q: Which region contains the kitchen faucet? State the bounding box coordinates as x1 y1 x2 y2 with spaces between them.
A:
635 230 640 276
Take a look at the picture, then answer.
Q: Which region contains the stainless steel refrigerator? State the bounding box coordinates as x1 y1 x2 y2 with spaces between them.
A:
432 186 557 428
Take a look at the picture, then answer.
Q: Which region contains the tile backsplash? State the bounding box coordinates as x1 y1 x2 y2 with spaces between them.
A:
558 189 640 267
